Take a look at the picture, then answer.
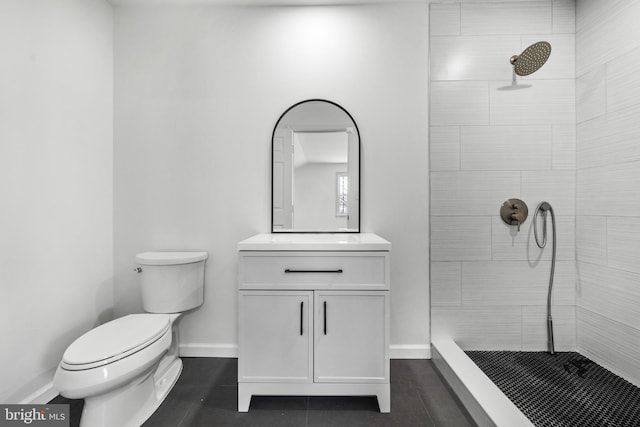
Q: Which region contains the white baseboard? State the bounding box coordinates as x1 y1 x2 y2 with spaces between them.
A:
389 344 431 359
180 343 429 359
179 343 238 358
181 343 430 360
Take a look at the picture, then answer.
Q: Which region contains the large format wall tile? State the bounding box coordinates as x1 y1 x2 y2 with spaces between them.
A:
492 215 575 261
461 2 552 36
576 0 640 74
431 35 520 81
577 307 640 387
607 216 640 275
522 305 576 351
576 65 606 123
577 103 640 169
491 217 535 261
430 3 460 36
460 125 552 170
576 0 640 387
552 0 576 34
521 170 576 215
431 171 521 216
575 215 607 265
430 126 460 171
490 79 575 125
432 261 462 305
461 260 575 306
577 262 640 329
606 45 640 113
552 125 576 170
431 216 492 261
577 162 640 216
432 306 523 350
430 0 576 353
431 81 489 125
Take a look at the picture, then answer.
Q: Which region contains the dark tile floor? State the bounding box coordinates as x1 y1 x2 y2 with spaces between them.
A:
51 358 475 427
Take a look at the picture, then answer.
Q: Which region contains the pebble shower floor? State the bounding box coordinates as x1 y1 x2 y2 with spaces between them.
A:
465 351 640 427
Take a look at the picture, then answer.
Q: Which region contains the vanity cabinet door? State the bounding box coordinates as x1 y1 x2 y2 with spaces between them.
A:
238 291 313 383
313 291 389 383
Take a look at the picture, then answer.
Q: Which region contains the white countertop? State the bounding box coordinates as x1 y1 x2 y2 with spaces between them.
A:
238 233 391 251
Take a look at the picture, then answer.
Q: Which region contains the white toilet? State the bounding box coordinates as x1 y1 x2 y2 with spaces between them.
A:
54 251 208 427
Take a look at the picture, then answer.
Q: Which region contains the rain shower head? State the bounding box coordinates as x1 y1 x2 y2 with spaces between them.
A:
510 41 552 76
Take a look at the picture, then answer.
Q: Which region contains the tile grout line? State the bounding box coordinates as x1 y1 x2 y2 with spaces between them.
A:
415 387 438 427
175 402 199 427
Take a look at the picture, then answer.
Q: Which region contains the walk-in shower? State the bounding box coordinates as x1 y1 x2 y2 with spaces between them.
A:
429 1 640 424
533 201 556 355
434 196 640 426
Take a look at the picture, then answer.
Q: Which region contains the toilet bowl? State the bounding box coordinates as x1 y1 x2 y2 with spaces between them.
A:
53 251 207 427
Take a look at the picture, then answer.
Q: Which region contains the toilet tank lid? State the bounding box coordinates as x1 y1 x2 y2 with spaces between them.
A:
135 251 208 265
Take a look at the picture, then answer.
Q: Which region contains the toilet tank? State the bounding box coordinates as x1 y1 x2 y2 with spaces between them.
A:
135 251 208 313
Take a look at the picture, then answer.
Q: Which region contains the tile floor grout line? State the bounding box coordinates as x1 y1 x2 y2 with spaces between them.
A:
304 396 310 427
414 385 438 427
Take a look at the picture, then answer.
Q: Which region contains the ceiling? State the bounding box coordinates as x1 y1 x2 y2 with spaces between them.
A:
294 131 349 168
108 0 426 6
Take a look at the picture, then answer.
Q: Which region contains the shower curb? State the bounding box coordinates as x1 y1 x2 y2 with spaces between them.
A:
431 339 534 427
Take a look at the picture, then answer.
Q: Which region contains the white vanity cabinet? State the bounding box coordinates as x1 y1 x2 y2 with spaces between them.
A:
239 290 314 383
237 233 391 413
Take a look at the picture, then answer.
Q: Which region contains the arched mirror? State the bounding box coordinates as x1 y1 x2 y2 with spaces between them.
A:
271 99 360 233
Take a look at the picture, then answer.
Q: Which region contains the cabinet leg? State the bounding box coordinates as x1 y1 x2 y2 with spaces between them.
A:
238 385 252 412
377 388 391 413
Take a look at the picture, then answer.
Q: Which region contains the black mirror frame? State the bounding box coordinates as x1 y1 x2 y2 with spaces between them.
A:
271 98 361 234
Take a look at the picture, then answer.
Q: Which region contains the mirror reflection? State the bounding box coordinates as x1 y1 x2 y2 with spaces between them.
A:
272 99 360 233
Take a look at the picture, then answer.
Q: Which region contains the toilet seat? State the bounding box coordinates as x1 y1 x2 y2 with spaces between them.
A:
61 314 170 371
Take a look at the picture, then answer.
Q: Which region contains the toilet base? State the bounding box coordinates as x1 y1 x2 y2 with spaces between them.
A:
80 357 182 427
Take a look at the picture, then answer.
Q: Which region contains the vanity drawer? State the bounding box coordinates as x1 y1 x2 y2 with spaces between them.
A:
239 252 389 290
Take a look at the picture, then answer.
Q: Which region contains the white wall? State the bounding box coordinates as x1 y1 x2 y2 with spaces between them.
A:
430 1 577 350
114 4 430 357
576 0 640 387
0 0 113 403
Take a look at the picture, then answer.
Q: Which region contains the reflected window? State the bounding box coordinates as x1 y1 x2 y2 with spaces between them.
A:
337 173 348 217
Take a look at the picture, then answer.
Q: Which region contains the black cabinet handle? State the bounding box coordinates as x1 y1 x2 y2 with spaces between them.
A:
300 301 304 336
284 269 343 274
323 301 327 335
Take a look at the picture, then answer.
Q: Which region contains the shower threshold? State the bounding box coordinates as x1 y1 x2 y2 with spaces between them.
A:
432 339 640 427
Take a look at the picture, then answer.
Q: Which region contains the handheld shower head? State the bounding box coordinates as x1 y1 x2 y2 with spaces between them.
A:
510 41 552 76
538 201 552 212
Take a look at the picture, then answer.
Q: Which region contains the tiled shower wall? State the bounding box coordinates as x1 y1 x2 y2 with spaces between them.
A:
430 1 576 350
575 0 640 387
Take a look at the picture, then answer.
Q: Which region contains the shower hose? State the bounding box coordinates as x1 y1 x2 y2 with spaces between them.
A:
534 201 556 355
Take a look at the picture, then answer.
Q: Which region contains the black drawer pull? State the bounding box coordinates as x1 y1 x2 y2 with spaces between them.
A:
300 301 304 336
323 301 327 335
284 269 343 274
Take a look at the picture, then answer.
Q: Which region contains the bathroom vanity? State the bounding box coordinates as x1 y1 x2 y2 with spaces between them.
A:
237 233 391 412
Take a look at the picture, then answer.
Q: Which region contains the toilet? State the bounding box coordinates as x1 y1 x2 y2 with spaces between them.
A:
53 251 208 427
